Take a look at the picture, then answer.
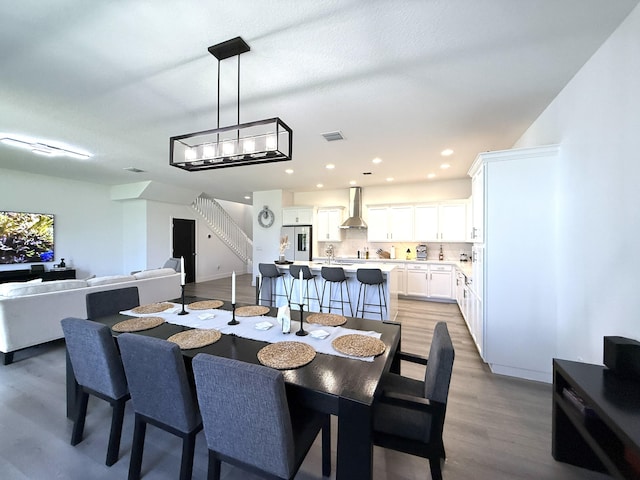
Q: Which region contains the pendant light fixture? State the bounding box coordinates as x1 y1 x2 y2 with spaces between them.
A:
170 37 292 171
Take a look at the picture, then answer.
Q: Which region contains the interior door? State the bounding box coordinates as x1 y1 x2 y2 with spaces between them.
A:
172 218 196 283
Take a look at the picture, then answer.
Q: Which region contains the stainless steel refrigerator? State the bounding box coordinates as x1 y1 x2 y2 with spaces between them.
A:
280 225 312 261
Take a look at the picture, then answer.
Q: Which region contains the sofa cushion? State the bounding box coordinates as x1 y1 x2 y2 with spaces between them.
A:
87 275 136 287
133 268 176 280
2 279 88 297
0 278 42 297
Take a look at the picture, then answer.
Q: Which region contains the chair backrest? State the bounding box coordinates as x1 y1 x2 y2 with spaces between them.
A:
259 263 281 278
192 353 296 479
163 257 181 271
424 322 455 405
117 333 200 433
289 264 312 279
86 286 140 320
321 266 346 282
61 317 128 400
356 268 384 285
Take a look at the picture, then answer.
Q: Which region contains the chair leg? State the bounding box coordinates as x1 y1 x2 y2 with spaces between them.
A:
106 397 127 466
128 414 147 480
70 390 89 446
208 450 222 480
344 281 354 316
429 457 443 480
179 431 198 480
321 416 331 477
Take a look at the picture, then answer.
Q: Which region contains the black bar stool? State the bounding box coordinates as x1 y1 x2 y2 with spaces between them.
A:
355 268 387 320
320 266 353 316
289 264 321 311
258 263 289 307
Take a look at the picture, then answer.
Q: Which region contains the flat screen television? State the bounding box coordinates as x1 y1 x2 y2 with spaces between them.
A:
0 211 55 264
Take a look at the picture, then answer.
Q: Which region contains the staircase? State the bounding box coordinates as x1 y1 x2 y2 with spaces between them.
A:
192 195 253 265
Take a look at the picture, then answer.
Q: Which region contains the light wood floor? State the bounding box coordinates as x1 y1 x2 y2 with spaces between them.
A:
0 274 606 479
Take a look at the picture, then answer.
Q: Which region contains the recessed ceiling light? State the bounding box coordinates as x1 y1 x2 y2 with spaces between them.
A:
440 163 451 169
326 164 335 169
386 177 394 182
349 180 356 185
427 173 436 179
244 195 251 200
285 169 294 174
372 157 382 164
441 149 454 156
316 183 324 188
1 134 92 159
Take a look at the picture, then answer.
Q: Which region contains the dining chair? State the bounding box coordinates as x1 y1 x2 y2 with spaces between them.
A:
60 317 130 466
86 286 140 319
117 333 202 480
192 353 331 480
372 321 455 480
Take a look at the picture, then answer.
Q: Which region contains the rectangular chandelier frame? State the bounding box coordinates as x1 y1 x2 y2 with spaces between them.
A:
169 117 292 171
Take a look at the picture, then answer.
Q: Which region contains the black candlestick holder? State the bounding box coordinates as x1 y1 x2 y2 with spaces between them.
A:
227 303 239 325
295 303 308 336
178 285 189 315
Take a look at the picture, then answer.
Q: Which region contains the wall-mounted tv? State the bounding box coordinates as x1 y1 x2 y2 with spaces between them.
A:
0 211 54 264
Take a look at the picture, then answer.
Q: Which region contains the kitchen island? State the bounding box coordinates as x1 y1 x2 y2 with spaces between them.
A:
259 261 399 321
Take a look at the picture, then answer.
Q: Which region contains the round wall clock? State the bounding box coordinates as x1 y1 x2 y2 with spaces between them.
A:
257 205 275 228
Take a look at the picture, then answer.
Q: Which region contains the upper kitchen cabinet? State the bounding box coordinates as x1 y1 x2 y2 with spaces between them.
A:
414 202 468 242
470 166 484 242
317 207 344 242
367 205 413 242
282 207 313 225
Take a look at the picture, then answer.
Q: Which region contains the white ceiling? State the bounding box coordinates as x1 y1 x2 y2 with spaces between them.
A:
1 0 638 204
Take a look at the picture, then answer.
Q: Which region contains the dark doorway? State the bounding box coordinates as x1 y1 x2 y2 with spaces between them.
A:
172 218 196 283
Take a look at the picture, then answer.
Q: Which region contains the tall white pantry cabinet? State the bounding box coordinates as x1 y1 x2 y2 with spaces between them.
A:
469 145 559 383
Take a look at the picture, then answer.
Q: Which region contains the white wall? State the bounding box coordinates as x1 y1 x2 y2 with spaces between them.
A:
514 5 640 365
252 190 286 283
0 168 123 278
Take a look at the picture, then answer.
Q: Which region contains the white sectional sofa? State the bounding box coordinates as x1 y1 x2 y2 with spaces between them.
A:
0 268 182 364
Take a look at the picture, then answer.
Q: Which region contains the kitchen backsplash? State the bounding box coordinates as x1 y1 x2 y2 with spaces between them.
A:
317 229 472 261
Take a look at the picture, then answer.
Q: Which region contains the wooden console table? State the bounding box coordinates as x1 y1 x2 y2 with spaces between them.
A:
553 359 640 479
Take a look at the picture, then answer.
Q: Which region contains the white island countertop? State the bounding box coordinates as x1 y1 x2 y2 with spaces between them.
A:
278 260 398 274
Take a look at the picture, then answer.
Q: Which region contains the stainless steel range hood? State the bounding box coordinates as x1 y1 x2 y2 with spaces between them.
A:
340 187 367 229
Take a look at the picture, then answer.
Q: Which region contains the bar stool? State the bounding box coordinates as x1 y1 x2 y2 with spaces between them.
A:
355 268 387 321
258 263 289 307
289 264 321 311
320 266 353 316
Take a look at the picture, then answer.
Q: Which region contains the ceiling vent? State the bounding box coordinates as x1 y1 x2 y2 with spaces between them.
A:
321 131 344 142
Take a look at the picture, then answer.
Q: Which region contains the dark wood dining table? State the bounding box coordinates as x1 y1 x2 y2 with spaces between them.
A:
65 296 401 480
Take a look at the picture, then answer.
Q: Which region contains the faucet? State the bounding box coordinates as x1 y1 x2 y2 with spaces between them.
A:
325 244 335 265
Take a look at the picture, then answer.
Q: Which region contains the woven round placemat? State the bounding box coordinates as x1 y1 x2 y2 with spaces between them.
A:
235 305 270 317
332 334 386 357
307 313 347 326
257 342 316 369
131 303 174 314
112 316 165 333
167 329 222 349
187 300 224 310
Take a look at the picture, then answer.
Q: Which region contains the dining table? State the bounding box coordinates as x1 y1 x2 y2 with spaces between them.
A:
65 295 402 480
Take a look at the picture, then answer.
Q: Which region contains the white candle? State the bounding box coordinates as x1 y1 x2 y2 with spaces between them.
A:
299 269 303 302
231 271 236 304
180 257 186 286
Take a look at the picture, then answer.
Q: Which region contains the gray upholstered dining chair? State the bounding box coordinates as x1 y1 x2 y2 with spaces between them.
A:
192 353 331 480
117 333 202 480
60 317 130 466
372 321 455 480
85 286 140 320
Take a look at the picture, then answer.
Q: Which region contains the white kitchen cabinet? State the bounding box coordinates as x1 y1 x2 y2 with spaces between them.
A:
470 166 484 242
387 262 406 295
282 207 313 225
366 205 413 242
406 263 429 297
405 263 454 300
317 207 344 242
414 202 467 242
468 144 559 382
455 271 466 308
